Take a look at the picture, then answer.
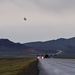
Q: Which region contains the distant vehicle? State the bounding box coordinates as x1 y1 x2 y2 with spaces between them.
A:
37 50 62 59
44 54 49 58
24 17 27 20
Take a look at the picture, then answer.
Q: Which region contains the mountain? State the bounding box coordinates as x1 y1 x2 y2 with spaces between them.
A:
0 39 38 58
0 37 75 58
24 37 75 58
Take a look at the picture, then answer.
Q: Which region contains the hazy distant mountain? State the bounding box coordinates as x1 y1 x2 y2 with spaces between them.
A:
0 37 75 58
24 37 75 57
0 39 37 58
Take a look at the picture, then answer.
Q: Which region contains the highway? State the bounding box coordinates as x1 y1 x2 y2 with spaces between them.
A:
38 59 75 75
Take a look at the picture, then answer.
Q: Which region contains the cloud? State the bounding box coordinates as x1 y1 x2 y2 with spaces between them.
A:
0 0 75 26
0 0 75 42
29 0 75 12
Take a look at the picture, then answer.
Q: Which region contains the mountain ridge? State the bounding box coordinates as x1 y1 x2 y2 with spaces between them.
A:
24 37 75 57
0 37 75 58
0 39 37 57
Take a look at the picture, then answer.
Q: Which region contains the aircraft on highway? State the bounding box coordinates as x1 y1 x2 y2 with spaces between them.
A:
37 50 62 59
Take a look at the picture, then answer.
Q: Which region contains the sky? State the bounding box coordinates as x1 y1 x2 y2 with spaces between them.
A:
0 0 75 43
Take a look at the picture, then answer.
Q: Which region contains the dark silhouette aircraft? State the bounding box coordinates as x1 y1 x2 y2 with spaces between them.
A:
31 50 62 59
24 17 27 20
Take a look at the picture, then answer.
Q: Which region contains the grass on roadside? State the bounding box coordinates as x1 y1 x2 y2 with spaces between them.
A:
0 58 38 75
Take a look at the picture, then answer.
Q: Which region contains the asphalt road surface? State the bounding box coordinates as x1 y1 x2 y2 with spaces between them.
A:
38 58 75 75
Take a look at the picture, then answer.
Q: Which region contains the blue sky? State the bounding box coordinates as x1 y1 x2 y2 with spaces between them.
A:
0 0 75 43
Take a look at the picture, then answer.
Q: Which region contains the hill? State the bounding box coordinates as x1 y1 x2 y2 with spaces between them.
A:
0 37 75 58
24 37 75 57
0 39 37 58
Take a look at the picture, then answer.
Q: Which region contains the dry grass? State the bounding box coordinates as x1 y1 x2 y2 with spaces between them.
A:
0 58 38 75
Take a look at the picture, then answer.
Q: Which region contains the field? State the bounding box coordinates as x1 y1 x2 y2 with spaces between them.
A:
0 58 38 75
